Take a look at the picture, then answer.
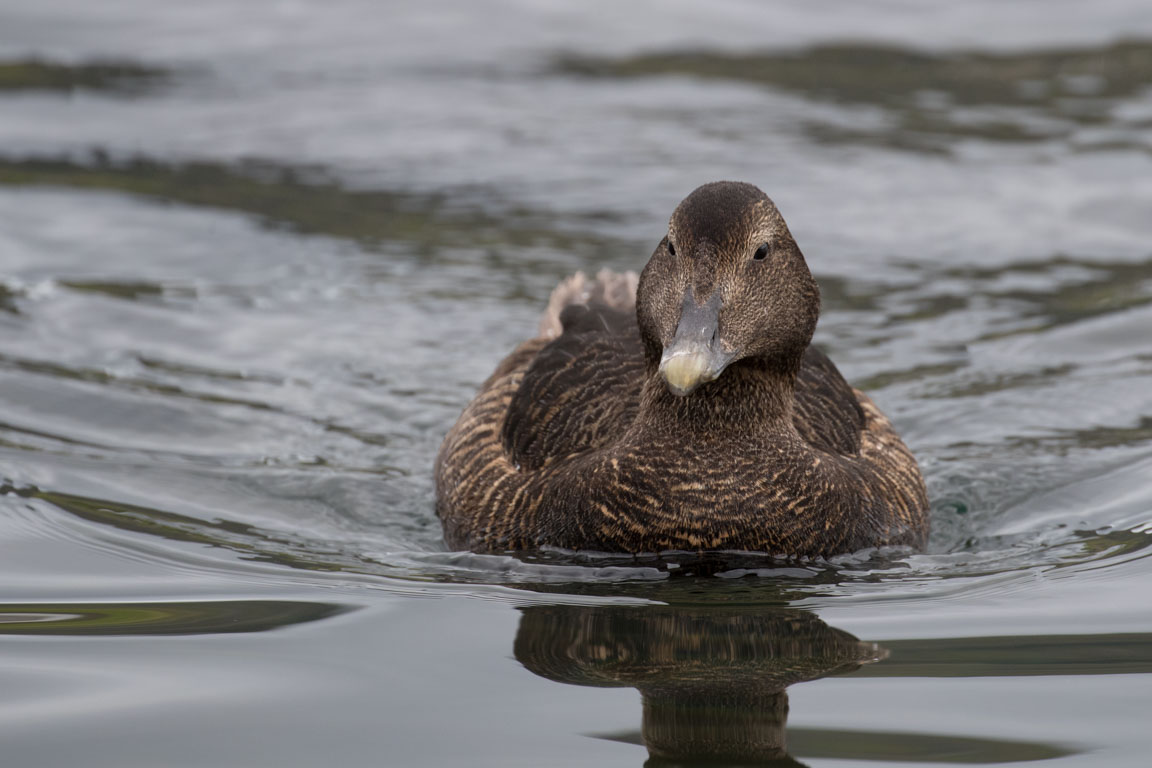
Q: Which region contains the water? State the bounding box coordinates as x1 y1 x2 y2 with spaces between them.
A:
2 1 1152 764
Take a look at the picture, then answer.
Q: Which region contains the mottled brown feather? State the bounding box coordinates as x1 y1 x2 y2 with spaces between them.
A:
436 284 928 555
436 183 929 556
505 307 862 470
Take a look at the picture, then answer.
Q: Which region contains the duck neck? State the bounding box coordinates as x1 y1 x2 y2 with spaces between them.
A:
638 356 799 436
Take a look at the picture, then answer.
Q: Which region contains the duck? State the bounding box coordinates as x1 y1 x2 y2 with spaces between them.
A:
436 181 928 556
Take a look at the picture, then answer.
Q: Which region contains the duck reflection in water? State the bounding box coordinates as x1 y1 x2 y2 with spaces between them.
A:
514 604 884 767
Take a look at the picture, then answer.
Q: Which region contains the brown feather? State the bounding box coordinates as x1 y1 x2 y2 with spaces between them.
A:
435 183 929 556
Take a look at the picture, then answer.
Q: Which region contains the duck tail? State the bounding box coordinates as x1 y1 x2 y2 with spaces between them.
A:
538 269 639 338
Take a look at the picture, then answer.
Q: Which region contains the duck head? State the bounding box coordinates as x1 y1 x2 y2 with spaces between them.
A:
637 181 821 396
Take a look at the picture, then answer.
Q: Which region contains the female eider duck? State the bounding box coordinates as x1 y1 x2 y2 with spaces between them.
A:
436 181 928 556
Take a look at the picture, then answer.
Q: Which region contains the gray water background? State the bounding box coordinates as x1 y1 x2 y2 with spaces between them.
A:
2 1 1152 765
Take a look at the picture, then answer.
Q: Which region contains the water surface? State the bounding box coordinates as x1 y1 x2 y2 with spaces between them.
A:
2 1 1152 765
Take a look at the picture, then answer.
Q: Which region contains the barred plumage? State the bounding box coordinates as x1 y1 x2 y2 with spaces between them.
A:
436 182 928 556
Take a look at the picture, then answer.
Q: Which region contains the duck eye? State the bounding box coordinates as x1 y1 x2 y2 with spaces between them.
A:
753 243 770 261
668 240 676 256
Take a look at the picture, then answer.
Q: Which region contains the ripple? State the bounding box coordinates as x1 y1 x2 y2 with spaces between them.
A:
0 599 351 636
4 464 1145 605
556 40 1152 154
0 58 171 95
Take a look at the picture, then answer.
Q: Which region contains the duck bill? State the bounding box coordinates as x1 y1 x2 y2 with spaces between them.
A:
658 292 735 396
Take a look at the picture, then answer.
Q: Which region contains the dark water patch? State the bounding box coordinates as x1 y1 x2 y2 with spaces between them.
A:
558 40 1152 151
803 116 1056 153
785 728 1076 764
1006 417 1152 451
0 284 20 315
1073 137 1152 156
801 120 955 156
133 354 285 385
811 255 1152 382
600 728 1076 764
854 361 969 391
0 418 114 452
57 279 173 302
855 632 1152 678
802 115 1129 155
0 600 350 636
809 273 885 313
927 365 1077 399
1076 527 1152 561
851 255 1152 344
0 153 626 257
0 58 171 95
975 259 1152 335
557 39 1152 110
885 293 972 325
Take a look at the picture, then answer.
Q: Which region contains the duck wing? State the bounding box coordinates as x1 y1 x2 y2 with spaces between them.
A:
502 303 646 471
793 346 865 456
